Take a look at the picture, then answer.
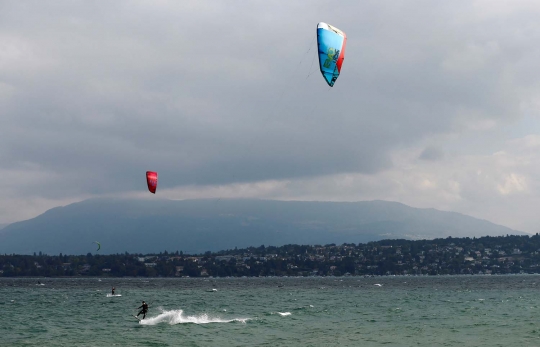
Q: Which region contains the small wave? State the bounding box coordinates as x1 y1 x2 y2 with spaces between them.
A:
277 312 291 316
139 309 249 326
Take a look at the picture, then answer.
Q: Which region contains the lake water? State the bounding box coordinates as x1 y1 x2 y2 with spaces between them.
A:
2 275 540 346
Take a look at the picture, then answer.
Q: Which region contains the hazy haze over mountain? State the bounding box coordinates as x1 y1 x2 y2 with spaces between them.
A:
0 199 524 255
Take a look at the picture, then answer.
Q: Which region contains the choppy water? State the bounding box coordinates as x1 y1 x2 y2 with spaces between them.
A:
2 275 540 346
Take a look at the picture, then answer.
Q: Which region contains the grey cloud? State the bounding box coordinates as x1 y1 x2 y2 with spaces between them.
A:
419 146 444 161
1 1 540 209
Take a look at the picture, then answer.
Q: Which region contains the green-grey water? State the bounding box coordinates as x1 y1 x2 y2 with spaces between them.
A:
2 276 540 346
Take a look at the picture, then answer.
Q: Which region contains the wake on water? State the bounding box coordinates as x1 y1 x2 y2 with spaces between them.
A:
139 308 249 326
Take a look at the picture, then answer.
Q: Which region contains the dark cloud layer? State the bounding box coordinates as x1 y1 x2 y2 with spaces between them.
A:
2 1 540 229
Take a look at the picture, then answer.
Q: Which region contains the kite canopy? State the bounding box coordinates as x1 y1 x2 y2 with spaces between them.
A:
317 22 347 87
146 171 158 194
93 241 101 251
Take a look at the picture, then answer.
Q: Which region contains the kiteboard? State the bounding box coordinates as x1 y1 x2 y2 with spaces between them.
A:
133 315 141 321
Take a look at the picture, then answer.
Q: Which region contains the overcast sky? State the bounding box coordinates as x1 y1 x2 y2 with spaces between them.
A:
2 0 540 233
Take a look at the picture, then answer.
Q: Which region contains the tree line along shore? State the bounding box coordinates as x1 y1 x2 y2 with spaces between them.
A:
2 234 540 277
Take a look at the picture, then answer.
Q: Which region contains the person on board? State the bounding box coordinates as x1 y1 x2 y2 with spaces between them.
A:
137 301 149 319
111 286 115 295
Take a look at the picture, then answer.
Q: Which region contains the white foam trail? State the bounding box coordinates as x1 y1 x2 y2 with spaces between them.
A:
106 294 122 297
139 309 249 326
277 312 291 316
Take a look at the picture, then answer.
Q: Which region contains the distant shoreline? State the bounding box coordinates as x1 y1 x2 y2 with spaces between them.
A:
2 273 540 278
2 235 538 278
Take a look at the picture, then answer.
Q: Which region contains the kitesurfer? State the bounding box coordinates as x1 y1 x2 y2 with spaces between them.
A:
137 301 149 319
111 286 115 295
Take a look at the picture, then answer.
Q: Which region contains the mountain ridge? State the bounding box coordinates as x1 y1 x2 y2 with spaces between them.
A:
0 198 525 255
